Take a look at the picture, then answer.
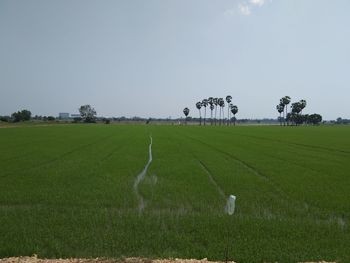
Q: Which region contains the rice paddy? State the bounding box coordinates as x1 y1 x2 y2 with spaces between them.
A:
0 124 349 263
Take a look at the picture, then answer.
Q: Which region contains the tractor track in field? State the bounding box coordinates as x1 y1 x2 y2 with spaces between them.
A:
184 133 349 227
133 135 153 214
0 134 115 178
1 152 33 162
198 160 226 199
230 132 350 155
183 134 290 200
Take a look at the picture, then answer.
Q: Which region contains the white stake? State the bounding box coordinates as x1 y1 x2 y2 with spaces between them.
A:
227 195 236 215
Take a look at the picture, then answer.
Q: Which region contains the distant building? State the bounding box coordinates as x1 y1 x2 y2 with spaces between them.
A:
59 113 69 119
70 114 81 118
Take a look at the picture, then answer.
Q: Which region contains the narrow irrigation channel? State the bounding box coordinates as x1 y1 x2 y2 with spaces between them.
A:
133 135 153 214
199 160 226 199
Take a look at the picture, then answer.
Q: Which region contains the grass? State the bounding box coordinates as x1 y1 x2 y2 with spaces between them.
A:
0 124 349 263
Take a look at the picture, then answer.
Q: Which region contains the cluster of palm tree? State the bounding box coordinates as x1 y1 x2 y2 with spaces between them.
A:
276 96 307 126
184 95 239 126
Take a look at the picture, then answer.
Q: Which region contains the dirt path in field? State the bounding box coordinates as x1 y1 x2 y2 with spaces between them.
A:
0 256 336 263
198 161 225 199
133 135 153 213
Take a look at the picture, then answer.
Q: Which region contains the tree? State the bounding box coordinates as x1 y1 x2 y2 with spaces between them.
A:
79 105 97 123
300 99 307 114
0 116 10 122
280 96 291 126
276 104 284 126
290 100 307 125
196 102 202 126
231 105 238 126
226 95 232 125
210 104 214 125
213 98 218 125
11 109 31 122
202 99 208 126
208 97 214 125
183 107 190 125
218 98 225 125
308 114 322 125
229 103 233 125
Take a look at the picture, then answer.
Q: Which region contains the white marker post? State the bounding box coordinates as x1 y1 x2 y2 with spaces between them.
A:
225 195 236 263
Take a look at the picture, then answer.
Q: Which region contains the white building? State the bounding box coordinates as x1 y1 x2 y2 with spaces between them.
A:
59 113 69 119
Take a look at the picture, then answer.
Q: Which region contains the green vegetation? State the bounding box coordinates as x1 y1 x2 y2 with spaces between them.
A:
191 95 238 126
0 125 349 263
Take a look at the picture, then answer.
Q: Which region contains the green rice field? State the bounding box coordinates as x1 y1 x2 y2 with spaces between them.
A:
0 124 349 263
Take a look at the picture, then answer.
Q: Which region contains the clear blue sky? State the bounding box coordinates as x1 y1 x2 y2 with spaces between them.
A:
1 0 349 119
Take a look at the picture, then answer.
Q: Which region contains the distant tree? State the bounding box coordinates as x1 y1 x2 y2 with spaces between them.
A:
11 109 31 122
290 100 307 125
21 110 31 121
0 116 10 122
229 103 233 125
183 107 190 125
308 114 322 125
226 95 232 125
213 98 218 125
196 102 202 126
210 104 214 125
47 116 55 121
79 105 97 123
208 97 214 125
218 98 225 125
280 96 291 126
201 99 208 126
72 117 82 123
231 105 238 126
300 99 307 114
276 104 284 126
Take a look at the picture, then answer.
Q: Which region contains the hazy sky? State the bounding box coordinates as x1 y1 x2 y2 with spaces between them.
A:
1 0 349 119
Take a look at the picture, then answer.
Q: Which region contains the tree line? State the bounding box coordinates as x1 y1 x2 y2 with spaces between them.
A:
183 95 239 126
276 96 322 125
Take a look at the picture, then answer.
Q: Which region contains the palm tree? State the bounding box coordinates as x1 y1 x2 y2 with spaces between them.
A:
213 98 218 125
229 103 233 125
231 105 238 126
196 102 202 126
202 99 208 126
183 107 189 125
281 96 291 125
210 104 214 125
276 104 284 126
226 95 232 126
300 99 307 114
218 98 225 125
208 97 214 125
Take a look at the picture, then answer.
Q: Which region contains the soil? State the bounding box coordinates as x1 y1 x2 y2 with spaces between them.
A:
0 256 336 263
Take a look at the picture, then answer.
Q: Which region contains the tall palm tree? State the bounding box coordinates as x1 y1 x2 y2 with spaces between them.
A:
231 105 238 126
226 95 232 126
229 103 233 125
202 99 208 126
196 102 202 126
210 104 214 125
218 98 225 125
281 96 291 126
208 97 214 125
300 99 307 114
276 104 284 126
213 98 218 125
183 107 189 125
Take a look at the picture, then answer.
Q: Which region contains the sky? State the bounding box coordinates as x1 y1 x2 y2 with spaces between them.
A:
1 0 349 120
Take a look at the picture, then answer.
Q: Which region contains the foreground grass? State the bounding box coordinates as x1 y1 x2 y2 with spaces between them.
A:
0 125 349 263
